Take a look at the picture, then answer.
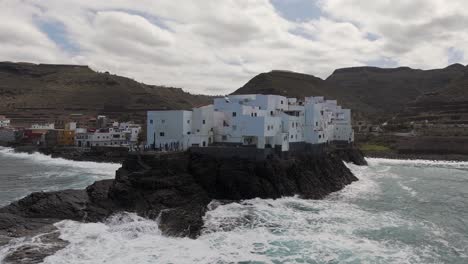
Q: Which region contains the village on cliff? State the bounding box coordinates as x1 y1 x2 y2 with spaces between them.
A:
0 94 353 157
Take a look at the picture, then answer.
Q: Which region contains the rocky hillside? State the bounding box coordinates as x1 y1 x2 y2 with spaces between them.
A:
234 64 468 122
0 62 211 123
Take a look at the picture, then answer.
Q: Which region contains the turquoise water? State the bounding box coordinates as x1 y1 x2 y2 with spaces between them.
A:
0 148 467 263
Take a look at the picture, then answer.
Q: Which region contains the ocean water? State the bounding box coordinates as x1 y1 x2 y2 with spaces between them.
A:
0 148 467 263
0 147 121 207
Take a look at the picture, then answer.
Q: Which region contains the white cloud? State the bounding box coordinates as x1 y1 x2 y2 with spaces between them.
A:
1 0 467 95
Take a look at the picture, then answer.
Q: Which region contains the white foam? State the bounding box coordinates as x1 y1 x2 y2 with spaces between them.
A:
0 147 121 177
367 157 468 169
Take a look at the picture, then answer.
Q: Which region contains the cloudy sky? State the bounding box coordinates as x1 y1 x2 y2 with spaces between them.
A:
1 0 467 95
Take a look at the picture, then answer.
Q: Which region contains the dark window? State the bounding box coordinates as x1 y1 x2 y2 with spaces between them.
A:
202 141 206 147
187 120 190 124
254 113 257 117
291 135 293 139
321 111 324 115
281 100 284 104
222 135 227 140
270 111 273 115
232 112 237 117
160 132 165 136
161 119 165 123
316 122 318 126
319 135 322 139
202 120 206 124
187 132 191 135
197 129 200 133
150 120 153 124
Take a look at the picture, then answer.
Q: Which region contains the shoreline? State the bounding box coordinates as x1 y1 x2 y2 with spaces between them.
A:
363 150 468 162
4 144 468 163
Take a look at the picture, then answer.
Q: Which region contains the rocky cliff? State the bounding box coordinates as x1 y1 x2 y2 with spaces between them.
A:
0 147 365 262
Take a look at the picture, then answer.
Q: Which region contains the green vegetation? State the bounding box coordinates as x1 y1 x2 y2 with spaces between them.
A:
359 144 391 152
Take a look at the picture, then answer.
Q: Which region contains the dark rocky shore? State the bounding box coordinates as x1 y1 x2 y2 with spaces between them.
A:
0 147 366 263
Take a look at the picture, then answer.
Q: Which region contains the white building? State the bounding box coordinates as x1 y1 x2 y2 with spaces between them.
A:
147 94 354 152
75 122 142 149
31 123 55 130
0 116 10 128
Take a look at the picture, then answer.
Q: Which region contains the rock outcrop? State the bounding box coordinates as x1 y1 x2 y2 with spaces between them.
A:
0 147 366 263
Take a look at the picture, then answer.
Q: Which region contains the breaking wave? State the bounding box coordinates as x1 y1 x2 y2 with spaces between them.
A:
0 147 121 175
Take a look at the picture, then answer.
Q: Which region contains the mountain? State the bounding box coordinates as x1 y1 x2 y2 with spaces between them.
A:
0 62 211 124
395 67 468 126
234 64 468 122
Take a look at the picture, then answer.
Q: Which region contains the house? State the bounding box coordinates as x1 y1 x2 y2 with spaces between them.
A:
75 122 141 149
31 123 55 130
0 116 10 128
147 94 354 152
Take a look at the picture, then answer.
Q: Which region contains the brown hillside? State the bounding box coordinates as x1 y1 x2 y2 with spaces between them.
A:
0 62 211 124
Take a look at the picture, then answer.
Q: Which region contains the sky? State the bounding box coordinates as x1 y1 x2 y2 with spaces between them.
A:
1 0 467 95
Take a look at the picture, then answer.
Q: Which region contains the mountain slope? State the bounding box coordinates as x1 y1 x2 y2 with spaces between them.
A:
0 62 211 123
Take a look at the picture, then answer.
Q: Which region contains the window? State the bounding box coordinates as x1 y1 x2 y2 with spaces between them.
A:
160 132 165 137
187 120 190 124
161 119 165 123
232 112 237 117
292 123 294 128
321 111 324 115
254 113 257 117
291 135 293 139
316 122 318 126
319 135 322 139
222 135 227 140
232 125 237 131
280 100 284 104
187 132 191 135
270 111 273 115
150 120 153 124
202 120 206 124
197 129 200 133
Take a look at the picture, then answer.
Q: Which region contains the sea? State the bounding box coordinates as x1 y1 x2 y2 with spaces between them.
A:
0 146 467 264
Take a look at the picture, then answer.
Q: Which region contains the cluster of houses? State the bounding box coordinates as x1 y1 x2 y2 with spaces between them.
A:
147 94 354 152
0 115 142 150
1 94 355 154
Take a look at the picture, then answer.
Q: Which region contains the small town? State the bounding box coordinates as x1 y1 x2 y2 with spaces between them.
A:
0 94 353 158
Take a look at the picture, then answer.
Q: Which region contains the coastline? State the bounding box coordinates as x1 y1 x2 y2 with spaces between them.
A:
363 150 468 162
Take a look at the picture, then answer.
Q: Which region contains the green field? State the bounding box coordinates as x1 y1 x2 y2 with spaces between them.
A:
359 144 391 152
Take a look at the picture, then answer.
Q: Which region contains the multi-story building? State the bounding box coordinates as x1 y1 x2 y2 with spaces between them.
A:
147 94 354 151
